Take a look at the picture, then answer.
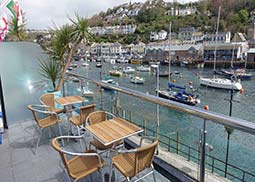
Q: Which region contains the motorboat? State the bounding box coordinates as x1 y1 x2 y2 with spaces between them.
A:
137 65 151 72
101 76 116 90
123 66 136 74
70 63 78 68
81 86 94 97
96 63 102 68
109 70 123 77
199 77 242 91
156 89 200 106
130 76 145 84
81 62 89 67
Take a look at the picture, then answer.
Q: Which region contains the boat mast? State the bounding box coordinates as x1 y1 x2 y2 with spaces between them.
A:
168 22 172 82
231 35 236 68
214 6 221 71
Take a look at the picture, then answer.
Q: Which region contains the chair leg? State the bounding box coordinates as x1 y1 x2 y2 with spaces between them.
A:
152 170 157 182
48 127 52 138
35 129 42 154
109 163 113 182
58 123 64 146
77 127 84 151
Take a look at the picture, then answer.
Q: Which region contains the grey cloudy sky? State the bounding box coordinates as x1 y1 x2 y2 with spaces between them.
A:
19 0 196 29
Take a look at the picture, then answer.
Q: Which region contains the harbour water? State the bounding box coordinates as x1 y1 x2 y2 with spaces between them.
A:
1 42 255 181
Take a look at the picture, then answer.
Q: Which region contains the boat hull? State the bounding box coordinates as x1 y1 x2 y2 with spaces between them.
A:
157 90 198 106
199 78 242 91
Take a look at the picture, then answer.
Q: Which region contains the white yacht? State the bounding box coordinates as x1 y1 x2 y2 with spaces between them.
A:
137 65 151 72
199 77 242 91
130 76 145 84
123 66 135 74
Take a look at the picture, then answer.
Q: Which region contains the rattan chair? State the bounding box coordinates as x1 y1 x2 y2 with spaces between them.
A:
40 93 65 114
27 104 63 154
69 104 96 149
51 135 106 182
86 111 123 152
109 136 158 182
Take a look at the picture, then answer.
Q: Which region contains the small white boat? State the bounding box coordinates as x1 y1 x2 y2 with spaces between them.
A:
109 70 123 77
130 76 145 84
199 77 242 91
70 63 78 68
96 63 102 68
81 86 94 97
123 66 135 74
137 65 151 72
82 62 89 67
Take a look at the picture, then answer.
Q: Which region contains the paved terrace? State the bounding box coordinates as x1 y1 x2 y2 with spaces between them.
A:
0 119 171 182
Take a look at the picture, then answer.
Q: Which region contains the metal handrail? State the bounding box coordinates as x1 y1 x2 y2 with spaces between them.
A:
67 72 255 136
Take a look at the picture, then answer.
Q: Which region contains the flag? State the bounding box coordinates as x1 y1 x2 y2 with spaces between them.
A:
0 14 8 41
6 0 22 31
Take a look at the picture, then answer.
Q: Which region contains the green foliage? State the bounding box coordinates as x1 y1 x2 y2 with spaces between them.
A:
39 58 61 90
136 7 166 23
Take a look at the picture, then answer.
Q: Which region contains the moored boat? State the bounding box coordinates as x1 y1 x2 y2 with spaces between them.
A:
96 63 102 68
156 89 200 106
137 65 151 72
130 76 145 84
123 66 136 74
109 70 123 77
199 77 242 91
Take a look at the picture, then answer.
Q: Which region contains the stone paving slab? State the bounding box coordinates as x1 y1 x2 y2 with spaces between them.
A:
0 119 171 182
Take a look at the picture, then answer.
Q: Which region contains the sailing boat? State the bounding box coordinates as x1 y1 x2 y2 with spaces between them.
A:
199 6 243 91
213 34 252 80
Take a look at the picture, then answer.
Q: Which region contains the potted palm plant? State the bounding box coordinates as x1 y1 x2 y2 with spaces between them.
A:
39 58 61 92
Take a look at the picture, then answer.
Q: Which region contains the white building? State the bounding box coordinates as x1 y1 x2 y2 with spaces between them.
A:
167 7 197 16
89 25 136 35
204 32 231 44
150 30 168 41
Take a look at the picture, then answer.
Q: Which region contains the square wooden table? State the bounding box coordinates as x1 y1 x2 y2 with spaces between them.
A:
55 95 86 106
86 117 143 146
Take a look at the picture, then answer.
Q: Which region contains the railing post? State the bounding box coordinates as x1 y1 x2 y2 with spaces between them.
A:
200 119 207 182
129 111 132 123
115 91 119 116
62 80 66 97
176 132 180 154
100 86 104 110
211 157 215 173
122 109 125 119
143 119 147 135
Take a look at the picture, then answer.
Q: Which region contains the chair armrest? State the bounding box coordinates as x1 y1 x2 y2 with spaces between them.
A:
140 136 157 147
105 111 116 118
54 135 104 167
30 105 57 115
112 148 137 154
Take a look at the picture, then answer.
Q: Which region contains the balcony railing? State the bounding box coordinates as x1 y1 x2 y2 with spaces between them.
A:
66 72 255 182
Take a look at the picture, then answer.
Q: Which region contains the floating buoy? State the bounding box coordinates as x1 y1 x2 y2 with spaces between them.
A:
173 79 176 83
189 81 193 85
240 88 245 94
204 105 209 110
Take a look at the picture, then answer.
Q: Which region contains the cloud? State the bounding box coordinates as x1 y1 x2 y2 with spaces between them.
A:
19 0 195 29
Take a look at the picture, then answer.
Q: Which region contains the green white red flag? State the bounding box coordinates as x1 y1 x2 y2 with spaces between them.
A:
6 0 22 31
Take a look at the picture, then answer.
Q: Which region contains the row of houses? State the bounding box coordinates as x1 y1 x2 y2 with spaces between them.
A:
87 32 251 62
150 27 232 43
88 25 136 35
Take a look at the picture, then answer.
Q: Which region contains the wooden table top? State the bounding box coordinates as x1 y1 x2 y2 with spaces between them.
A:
86 117 143 146
55 95 86 106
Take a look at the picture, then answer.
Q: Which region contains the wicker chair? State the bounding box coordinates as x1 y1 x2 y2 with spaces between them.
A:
69 104 96 149
51 136 106 182
40 93 65 114
27 104 63 154
109 136 158 182
86 111 123 152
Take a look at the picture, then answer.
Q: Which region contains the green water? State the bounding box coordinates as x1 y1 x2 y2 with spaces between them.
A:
1 42 255 181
